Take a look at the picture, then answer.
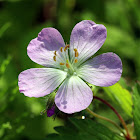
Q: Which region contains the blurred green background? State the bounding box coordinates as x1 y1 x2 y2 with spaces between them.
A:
0 0 140 140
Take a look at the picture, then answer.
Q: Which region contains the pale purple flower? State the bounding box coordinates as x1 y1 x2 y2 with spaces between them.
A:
18 20 122 114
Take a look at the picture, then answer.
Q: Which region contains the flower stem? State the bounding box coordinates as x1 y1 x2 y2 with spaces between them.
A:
86 108 124 135
93 96 131 139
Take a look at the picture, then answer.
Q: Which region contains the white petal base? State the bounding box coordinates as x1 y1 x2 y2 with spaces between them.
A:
55 76 93 114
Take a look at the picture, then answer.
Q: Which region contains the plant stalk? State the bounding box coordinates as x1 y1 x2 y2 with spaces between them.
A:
93 96 130 139
86 108 124 135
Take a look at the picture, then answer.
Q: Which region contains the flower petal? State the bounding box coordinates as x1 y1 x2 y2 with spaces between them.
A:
70 20 107 65
27 28 65 68
18 68 67 97
55 76 93 114
77 53 122 87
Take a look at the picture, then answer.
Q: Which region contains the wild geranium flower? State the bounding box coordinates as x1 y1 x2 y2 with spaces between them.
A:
18 20 122 114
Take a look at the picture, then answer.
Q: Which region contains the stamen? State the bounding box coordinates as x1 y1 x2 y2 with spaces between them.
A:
53 56 56 61
66 63 70 69
60 63 65 65
60 47 63 52
64 47 67 52
74 48 79 57
65 45 69 51
75 51 79 57
74 59 78 63
54 51 57 55
64 44 69 51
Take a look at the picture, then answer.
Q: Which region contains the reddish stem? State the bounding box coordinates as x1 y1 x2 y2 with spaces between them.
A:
93 96 131 139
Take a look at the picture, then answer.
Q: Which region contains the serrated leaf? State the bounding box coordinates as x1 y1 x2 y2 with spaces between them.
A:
46 118 124 140
133 83 140 140
103 83 133 117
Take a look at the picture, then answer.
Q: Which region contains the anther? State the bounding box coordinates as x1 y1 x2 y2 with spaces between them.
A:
74 48 79 57
64 44 69 51
60 63 65 65
64 47 67 52
54 51 57 55
60 47 63 52
64 44 70 51
53 56 56 61
75 51 79 57
66 63 70 69
74 59 78 63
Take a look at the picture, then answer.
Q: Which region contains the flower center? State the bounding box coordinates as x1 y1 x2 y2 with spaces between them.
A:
53 44 79 76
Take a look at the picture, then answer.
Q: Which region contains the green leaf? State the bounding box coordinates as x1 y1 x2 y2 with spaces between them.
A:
133 83 140 140
103 83 133 117
0 22 11 38
0 55 12 75
0 122 12 138
46 118 124 140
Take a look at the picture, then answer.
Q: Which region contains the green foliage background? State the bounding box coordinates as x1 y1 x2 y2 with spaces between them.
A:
0 0 140 140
